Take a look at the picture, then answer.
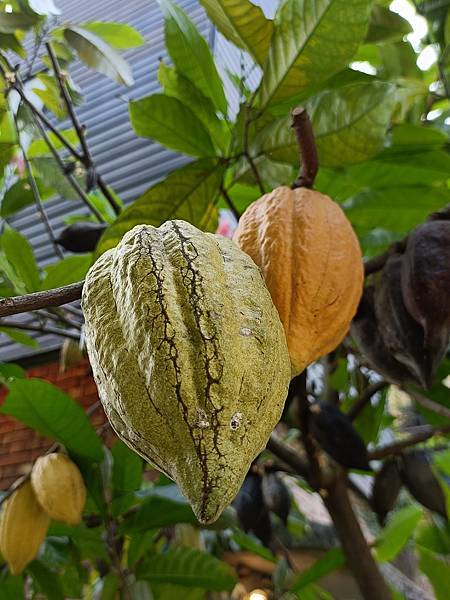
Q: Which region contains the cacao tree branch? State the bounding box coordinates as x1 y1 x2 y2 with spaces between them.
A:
407 389 450 420
291 107 319 189
369 424 450 460
243 103 265 194
0 282 84 317
266 435 309 478
322 472 392 600
348 380 389 421
0 319 80 340
220 185 241 220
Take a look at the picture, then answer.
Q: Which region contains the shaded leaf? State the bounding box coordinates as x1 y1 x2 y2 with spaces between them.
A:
159 0 227 114
366 5 412 43
199 0 273 65
136 548 236 591
28 561 65 600
375 504 423 562
1 225 40 292
253 82 395 167
0 11 39 33
1 378 103 461
121 495 196 533
31 156 80 200
79 22 145 49
417 546 450 600
158 62 230 153
63 26 134 86
0 32 25 56
41 254 92 290
111 440 143 516
129 93 215 157
1 180 39 218
291 548 345 592
256 0 371 110
97 159 223 255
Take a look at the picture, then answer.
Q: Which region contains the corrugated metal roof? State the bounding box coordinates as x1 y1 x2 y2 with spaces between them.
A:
1 0 214 361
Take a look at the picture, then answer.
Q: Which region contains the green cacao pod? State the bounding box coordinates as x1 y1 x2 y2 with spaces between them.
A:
0 481 50 575
31 453 86 525
81 221 290 524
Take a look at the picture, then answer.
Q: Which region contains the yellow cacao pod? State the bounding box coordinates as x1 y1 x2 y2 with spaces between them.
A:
81 220 290 524
234 186 363 374
0 481 50 575
31 453 86 526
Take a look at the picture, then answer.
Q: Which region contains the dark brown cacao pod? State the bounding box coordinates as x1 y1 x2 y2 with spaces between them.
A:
56 222 107 253
351 286 418 385
401 221 450 363
374 253 436 388
261 472 290 525
401 451 447 519
233 470 272 546
309 402 371 471
371 457 402 525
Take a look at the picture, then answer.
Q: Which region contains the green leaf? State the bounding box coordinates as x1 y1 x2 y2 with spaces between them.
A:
366 5 412 43
63 26 134 86
0 32 25 56
0 327 39 348
415 521 450 555
33 73 66 119
417 547 450 600
41 255 92 290
111 440 143 516
199 0 273 65
375 505 423 562
28 0 61 16
129 93 215 157
31 156 80 200
1 179 49 218
28 561 65 600
159 0 227 114
232 531 276 562
27 129 79 158
136 548 236 591
0 11 39 33
121 495 197 533
0 572 24 599
158 63 230 154
96 159 223 255
79 22 145 49
256 0 371 110
353 390 386 444
0 362 25 385
291 548 345 592
1 225 40 292
254 82 395 167
100 573 120 600
1 378 103 461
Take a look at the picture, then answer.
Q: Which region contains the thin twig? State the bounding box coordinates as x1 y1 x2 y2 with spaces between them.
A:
408 389 450 420
266 435 309 478
291 107 319 189
220 185 241 220
369 424 450 460
0 318 80 340
348 380 389 421
243 103 265 194
0 281 84 317
46 42 120 216
11 105 64 258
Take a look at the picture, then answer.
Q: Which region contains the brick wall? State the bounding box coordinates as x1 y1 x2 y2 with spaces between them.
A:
0 359 113 490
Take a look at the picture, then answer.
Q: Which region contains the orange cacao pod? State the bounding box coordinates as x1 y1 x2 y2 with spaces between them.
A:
233 186 363 374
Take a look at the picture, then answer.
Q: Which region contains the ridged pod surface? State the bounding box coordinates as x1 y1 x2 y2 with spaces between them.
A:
233 186 363 374
31 453 86 525
82 220 290 524
0 481 50 575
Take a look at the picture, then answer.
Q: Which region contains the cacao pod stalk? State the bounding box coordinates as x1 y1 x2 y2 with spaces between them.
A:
401 451 447 519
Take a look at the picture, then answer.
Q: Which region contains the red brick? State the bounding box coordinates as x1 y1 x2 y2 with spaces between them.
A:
0 451 32 467
1 476 19 489
1 429 31 444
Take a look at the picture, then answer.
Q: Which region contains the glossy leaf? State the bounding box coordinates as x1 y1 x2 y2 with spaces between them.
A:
0 12 39 33
121 495 197 533
159 0 227 114
1 378 103 461
291 548 345 592
1 225 40 292
79 22 145 49
136 548 236 591
41 254 92 290
366 5 412 43
256 0 371 110
199 0 273 65
253 82 395 167
111 440 143 516
96 159 223 255
417 547 450 600
158 63 230 153
375 505 423 562
63 26 134 86
129 93 215 157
